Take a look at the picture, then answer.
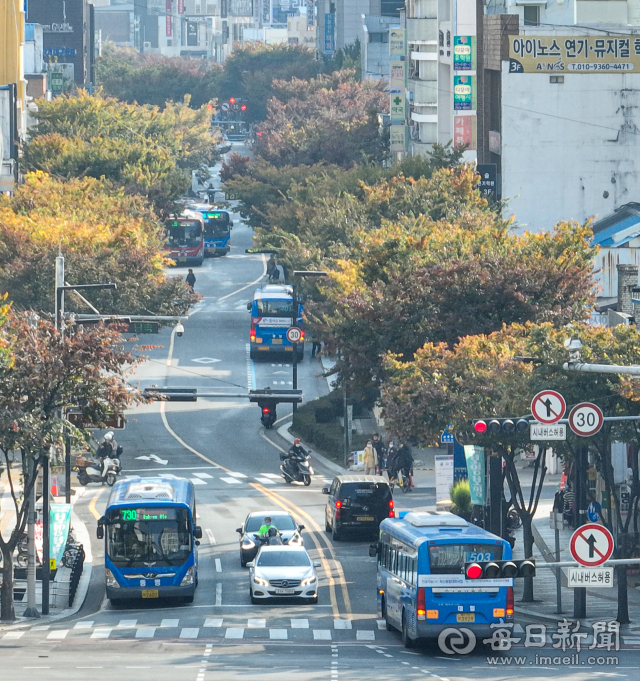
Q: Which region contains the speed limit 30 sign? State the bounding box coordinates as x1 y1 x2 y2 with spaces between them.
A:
286 326 302 343
568 402 604 437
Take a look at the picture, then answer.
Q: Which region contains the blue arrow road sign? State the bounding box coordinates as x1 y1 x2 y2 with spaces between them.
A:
587 501 602 523
441 425 455 444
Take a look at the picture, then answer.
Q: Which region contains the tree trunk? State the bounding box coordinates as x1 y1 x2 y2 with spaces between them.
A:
617 564 630 624
0 543 15 622
521 513 535 602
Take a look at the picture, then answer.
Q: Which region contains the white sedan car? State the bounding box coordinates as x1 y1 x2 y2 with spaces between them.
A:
248 545 320 604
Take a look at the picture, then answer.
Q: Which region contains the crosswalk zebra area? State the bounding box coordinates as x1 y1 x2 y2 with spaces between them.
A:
124 472 333 487
1 617 394 644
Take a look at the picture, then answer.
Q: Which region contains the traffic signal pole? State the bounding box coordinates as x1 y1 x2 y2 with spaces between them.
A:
574 445 587 619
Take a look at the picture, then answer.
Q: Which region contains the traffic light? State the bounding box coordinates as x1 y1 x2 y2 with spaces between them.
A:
260 403 277 429
240 104 247 111
473 418 530 435
229 97 236 104
465 559 536 579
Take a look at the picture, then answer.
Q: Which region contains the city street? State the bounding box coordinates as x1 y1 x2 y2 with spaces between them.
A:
0 159 636 680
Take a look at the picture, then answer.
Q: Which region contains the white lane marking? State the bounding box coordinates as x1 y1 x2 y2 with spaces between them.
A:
217 254 266 301
260 473 280 479
3 631 24 639
356 630 376 641
74 621 94 629
215 558 222 572
225 628 244 639
136 628 156 638
216 582 222 605
161 619 180 628
291 619 309 628
255 477 276 485
193 472 213 479
206 529 216 544
227 472 247 478
220 477 242 485
248 618 266 628
334 619 352 630
204 618 223 627
117 619 137 628
314 630 332 640
47 630 69 639
377 620 387 630
90 629 111 639
191 478 207 485
180 628 200 638
270 629 288 639
30 626 50 631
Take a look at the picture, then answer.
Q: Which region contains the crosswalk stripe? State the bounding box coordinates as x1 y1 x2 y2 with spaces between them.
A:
260 473 280 479
248 618 266 628
204 618 223 628
334 620 352 630
220 477 242 485
192 472 213 479
314 630 332 640
91 629 111 639
225 628 244 639
74 621 94 629
291 619 309 628
2 631 24 639
161 619 180 628
255 477 276 485
356 630 375 641
117 619 137 628
180 628 200 638
270 629 288 639
47 630 68 639
227 472 248 478
136 628 156 638
190 478 207 485
376 620 386 630
31 625 50 631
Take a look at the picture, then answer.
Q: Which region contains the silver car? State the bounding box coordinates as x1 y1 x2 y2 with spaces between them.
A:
248 545 320 605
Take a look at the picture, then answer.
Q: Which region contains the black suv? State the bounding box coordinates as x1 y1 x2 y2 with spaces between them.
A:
322 475 394 541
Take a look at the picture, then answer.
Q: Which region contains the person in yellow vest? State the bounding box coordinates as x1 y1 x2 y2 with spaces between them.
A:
363 440 378 475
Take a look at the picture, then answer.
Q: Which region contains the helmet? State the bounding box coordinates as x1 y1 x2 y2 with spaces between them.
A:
268 526 278 537
294 438 301 445
104 432 114 441
264 516 272 523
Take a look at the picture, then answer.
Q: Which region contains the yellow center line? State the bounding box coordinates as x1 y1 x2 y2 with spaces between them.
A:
88 490 104 520
250 482 340 620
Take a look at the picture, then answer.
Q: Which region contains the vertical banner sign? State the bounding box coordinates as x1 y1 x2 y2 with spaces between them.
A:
389 92 406 121
166 16 172 37
389 60 406 90
453 36 475 70
435 454 455 504
463 445 486 506
306 0 315 26
178 0 185 13
324 13 335 53
262 0 271 24
454 75 475 110
453 115 477 149
50 504 72 565
166 0 172 37
390 125 406 152
389 28 406 56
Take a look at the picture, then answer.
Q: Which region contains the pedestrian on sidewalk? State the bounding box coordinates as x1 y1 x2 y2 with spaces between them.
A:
185 269 196 293
311 339 322 358
363 440 378 475
563 483 576 528
372 433 386 474
386 441 399 482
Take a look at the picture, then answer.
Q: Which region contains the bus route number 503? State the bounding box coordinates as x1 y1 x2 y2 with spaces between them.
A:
466 552 493 562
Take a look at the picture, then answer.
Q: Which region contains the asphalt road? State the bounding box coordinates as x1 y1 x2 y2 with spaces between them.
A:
1 143 635 680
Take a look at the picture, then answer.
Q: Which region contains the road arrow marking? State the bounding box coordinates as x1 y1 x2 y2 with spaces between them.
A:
135 455 151 461
149 454 168 465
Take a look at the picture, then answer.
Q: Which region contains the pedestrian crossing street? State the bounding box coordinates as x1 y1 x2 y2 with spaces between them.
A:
124 471 334 488
1 617 396 644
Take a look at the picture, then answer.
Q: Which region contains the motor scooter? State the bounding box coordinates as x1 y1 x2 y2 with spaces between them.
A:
75 453 121 487
279 451 313 486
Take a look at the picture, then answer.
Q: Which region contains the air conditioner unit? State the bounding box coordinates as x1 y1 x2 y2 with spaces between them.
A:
143 41 151 48
167 39 172 46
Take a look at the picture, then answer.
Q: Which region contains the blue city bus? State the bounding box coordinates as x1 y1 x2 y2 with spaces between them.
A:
249 284 304 360
373 511 513 647
97 477 202 604
187 203 231 256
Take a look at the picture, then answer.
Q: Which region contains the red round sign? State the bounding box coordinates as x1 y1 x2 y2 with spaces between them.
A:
569 523 614 567
531 390 566 425
286 327 302 343
568 402 604 437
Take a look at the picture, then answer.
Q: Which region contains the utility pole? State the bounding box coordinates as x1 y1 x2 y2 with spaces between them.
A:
573 445 587 619
23 458 40 619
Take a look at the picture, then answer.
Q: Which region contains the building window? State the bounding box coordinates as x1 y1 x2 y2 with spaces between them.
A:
196 1 202 13
523 5 540 25
369 32 389 43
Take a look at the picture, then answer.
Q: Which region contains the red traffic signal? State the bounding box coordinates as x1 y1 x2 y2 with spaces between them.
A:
262 406 271 414
465 559 536 579
466 563 483 579
240 104 247 111
229 97 236 104
474 420 487 433
473 418 530 435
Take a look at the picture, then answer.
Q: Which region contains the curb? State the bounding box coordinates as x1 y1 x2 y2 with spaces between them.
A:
0 488 93 631
276 420 346 476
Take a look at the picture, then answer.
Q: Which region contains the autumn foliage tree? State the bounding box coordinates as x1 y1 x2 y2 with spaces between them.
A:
0 172 196 315
0 312 146 621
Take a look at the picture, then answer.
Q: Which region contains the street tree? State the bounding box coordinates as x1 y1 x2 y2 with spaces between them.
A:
382 321 640 615
0 172 197 316
0 312 146 621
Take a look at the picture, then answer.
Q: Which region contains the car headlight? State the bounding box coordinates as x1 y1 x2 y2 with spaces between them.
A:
288 532 302 545
105 568 120 588
181 567 195 586
300 575 317 587
243 536 256 549
253 575 269 587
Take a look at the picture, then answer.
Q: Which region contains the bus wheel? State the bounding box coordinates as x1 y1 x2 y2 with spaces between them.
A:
402 611 416 648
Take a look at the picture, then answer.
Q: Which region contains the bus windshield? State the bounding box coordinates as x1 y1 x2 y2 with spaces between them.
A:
166 220 202 247
106 507 192 568
428 543 503 574
256 299 293 316
203 212 230 237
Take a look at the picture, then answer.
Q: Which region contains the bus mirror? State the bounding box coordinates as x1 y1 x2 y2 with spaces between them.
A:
321 486 330 494
247 302 252 311
369 542 379 558
194 526 203 539
97 516 105 540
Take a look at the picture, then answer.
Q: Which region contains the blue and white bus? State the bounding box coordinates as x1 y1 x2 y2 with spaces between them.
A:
186 203 231 256
249 284 304 360
97 477 202 605
373 511 513 647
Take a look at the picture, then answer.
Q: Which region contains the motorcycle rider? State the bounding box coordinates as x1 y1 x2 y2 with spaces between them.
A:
96 432 118 478
258 516 278 537
396 442 414 489
285 439 307 479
